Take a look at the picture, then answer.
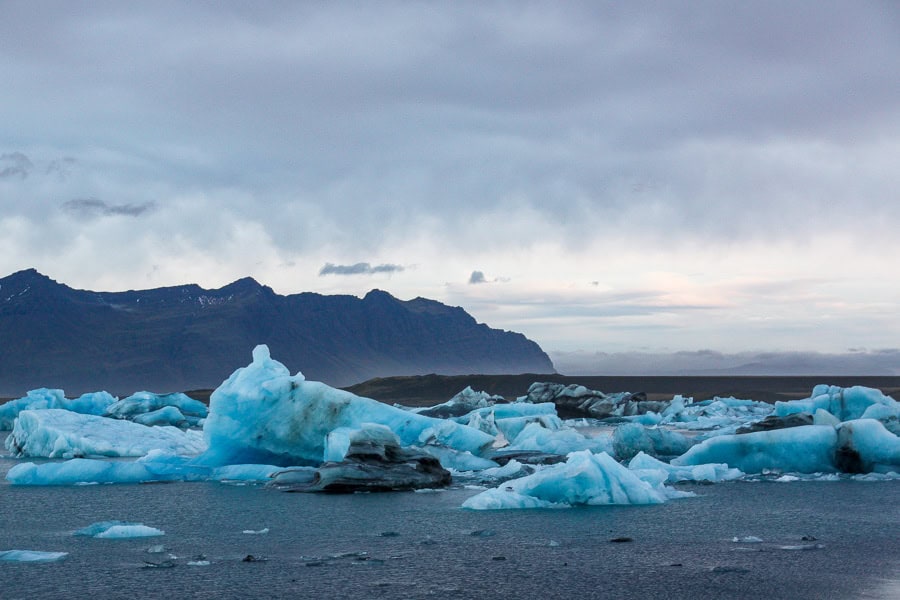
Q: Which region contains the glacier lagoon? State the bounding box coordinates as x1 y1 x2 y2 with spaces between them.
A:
2 346 900 598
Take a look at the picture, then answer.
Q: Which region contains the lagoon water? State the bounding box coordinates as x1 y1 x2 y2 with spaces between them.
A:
2 443 898 600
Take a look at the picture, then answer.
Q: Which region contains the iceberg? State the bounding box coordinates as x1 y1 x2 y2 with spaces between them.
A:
627 451 743 483
672 425 839 474
275 424 452 493
0 550 68 562
75 521 163 538
519 382 666 419
0 388 116 430
200 345 494 466
504 422 611 456
105 391 208 427
6 453 289 486
5 409 206 458
612 423 694 461
462 450 675 510
414 387 506 419
774 385 899 422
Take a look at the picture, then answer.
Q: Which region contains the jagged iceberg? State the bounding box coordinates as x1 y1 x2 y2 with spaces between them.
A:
462 450 684 509
200 345 494 466
5 409 206 458
0 388 116 430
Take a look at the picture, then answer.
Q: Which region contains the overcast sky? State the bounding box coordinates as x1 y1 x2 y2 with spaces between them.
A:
2 2 899 372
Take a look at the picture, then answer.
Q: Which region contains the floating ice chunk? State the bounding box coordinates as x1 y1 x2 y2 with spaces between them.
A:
97 525 164 539
775 385 899 422
836 419 900 473
76 521 163 538
6 452 296 486
243 528 269 535
132 406 189 427
627 452 743 483
462 450 672 510
415 387 504 419
8 459 162 485
454 402 558 424
672 425 838 474
4 409 207 458
504 422 611 456
0 388 116 429
201 345 494 466
494 415 563 442
420 445 499 471
105 391 207 426
613 423 694 461
518 383 665 420
659 396 773 433
732 536 763 543
0 550 68 562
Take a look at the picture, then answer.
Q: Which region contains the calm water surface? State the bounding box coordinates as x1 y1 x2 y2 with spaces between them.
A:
2 448 898 599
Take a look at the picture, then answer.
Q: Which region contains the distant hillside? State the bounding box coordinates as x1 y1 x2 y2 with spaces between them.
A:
0 269 554 395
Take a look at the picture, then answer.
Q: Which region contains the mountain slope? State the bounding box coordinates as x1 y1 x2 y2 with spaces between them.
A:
0 269 554 394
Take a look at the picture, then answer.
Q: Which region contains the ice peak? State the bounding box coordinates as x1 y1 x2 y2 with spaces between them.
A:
252 344 271 363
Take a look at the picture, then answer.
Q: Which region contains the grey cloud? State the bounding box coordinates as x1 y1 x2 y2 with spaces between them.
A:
319 262 405 276
0 152 33 179
0 3 898 267
62 198 156 218
468 270 510 285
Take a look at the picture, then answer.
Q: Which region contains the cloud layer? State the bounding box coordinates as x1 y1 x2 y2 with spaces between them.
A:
1 2 899 367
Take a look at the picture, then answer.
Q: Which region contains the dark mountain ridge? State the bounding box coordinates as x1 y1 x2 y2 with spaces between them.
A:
0 268 554 395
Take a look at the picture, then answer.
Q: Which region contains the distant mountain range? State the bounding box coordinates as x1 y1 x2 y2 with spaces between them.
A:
0 269 554 395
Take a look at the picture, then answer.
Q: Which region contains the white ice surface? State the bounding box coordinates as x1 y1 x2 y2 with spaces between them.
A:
75 521 163 538
0 550 68 562
5 409 206 458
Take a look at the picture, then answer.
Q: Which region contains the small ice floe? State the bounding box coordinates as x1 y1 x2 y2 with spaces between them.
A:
187 554 210 566
731 536 763 543
146 544 168 554
413 488 445 493
242 528 269 535
75 521 163 538
779 544 825 551
0 550 68 562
